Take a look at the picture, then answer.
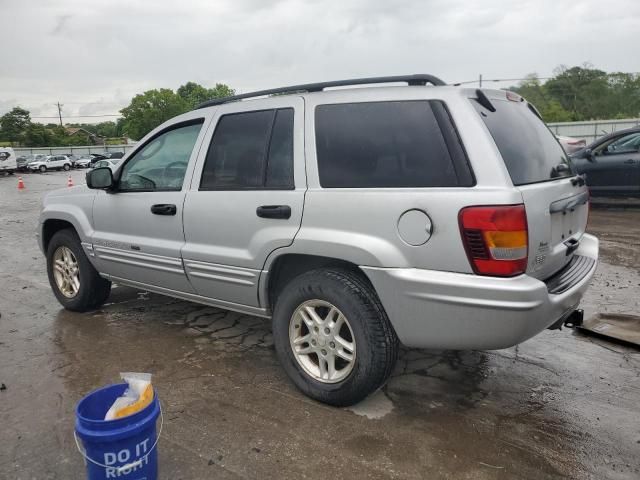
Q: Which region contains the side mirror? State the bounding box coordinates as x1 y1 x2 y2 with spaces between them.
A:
86 167 114 189
584 148 594 162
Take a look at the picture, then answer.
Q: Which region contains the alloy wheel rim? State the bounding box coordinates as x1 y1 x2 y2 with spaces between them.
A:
52 246 80 298
289 299 356 383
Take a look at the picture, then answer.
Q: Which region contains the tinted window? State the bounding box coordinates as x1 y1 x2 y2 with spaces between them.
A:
119 121 203 191
600 132 640 154
472 98 571 185
315 101 468 188
266 109 294 188
200 108 294 190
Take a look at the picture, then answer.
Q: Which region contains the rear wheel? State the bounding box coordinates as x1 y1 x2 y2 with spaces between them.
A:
46 229 111 311
39 165 46 173
63 163 71 171
273 268 398 406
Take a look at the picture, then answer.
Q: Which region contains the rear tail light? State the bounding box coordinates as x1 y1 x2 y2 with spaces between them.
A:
459 204 528 277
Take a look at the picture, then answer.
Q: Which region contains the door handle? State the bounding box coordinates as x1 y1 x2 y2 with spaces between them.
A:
256 205 291 219
623 159 636 164
151 204 177 215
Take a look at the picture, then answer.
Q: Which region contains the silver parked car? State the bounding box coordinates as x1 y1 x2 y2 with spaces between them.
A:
37 75 598 406
28 154 73 173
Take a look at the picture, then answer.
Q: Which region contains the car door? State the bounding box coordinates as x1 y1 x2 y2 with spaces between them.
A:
182 97 305 308
582 132 640 195
91 115 210 292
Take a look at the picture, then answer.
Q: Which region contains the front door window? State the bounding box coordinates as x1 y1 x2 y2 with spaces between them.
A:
119 121 204 191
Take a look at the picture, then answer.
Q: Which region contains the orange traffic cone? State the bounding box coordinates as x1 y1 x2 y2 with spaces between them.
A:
67 175 74 187
17 176 25 190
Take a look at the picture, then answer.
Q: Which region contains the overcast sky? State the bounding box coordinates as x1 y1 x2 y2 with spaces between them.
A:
1 0 638 123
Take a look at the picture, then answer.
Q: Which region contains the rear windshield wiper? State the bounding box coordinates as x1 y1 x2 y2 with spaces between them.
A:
475 89 496 112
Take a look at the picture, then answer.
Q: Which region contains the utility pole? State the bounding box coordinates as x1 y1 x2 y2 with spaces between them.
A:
479 74 483 88
56 102 63 126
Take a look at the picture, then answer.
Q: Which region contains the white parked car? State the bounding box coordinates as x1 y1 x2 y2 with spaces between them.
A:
0 147 17 174
91 159 121 171
556 135 587 154
28 155 73 173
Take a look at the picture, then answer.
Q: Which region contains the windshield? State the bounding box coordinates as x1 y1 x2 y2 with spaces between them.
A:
472 96 572 185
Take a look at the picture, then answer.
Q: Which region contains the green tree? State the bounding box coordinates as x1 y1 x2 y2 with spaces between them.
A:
544 65 609 120
511 74 573 122
0 107 31 145
120 89 188 140
177 81 235 109
24 123 55 147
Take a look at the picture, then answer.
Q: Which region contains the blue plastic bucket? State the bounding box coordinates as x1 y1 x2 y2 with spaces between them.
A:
75 383 161 480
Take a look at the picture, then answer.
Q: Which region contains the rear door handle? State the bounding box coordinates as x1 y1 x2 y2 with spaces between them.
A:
623 159 636 164
151 204 177 216
256 205 291 219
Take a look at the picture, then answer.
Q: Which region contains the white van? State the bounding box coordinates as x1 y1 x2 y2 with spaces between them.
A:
0 147 17 174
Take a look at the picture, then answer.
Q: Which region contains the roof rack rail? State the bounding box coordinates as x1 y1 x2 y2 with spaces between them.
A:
195 74 446 109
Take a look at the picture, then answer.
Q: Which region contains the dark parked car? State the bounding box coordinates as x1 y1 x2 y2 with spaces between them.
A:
16 155 29 172
570 127 640 196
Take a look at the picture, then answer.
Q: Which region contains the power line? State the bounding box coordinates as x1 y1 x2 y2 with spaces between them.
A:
454 72 640 86
454 76 554 85
31 114 121 119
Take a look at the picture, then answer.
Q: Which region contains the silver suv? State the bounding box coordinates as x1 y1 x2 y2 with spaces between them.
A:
38 75 598 406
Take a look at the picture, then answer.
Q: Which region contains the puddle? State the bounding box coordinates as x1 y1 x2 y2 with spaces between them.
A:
346 390 394 419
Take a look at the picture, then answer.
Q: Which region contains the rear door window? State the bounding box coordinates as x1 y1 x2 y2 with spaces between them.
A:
200 108 294 190
315 100 472 188
472 97 571 185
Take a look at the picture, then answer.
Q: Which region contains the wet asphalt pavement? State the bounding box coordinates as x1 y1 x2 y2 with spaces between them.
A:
1 170 639 479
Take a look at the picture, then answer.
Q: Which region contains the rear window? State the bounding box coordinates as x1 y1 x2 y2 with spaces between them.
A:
472 97 571 185
315 100 473 188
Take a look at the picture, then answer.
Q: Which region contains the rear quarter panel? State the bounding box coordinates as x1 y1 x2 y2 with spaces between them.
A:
285 88 521 271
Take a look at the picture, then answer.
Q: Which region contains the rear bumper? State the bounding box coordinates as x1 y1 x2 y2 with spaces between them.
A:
362 233 599 350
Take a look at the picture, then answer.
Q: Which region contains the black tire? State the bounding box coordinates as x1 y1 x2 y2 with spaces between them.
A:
46 228 111 312
39 165 46 173
63 163 70 171
273 268 398 406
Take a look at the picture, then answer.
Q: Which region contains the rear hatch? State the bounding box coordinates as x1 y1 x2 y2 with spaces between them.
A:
472 91 589 280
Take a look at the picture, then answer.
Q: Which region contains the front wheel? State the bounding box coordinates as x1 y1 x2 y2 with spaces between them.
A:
39 165 46 173
273 269 398 406
46 229 111 311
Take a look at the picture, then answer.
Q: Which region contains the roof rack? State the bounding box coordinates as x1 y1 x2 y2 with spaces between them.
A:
195 74 446 109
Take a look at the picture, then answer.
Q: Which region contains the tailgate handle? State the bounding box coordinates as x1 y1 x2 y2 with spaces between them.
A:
549 191 589 214
564 238 580 256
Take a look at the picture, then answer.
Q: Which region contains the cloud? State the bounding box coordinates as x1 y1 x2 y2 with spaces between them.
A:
0 0 638 122
51 14 72 35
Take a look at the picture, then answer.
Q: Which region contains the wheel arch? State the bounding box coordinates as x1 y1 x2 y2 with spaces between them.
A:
42 219 78 253
40 206 94 255
261 253 375 312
